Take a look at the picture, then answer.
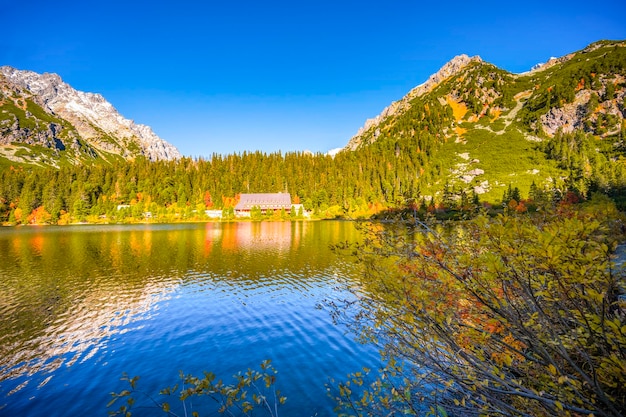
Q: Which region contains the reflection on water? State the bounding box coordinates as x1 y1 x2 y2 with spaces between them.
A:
0 221 376 416
215 221 303 251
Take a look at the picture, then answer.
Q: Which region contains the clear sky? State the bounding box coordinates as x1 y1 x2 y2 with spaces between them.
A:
2 0 625 157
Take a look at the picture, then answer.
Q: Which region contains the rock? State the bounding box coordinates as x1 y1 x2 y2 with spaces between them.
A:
460 168 484 183
540 92 589 135
474 181 490 194
540 77 626 137
0 66 181 162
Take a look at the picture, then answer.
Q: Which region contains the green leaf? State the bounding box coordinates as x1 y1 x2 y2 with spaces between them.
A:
436 405 449 417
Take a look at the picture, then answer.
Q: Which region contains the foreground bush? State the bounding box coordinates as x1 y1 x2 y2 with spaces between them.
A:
332 197 626 416
108 360 286 417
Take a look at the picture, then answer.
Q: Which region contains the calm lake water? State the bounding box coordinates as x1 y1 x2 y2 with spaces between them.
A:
0 221 380 416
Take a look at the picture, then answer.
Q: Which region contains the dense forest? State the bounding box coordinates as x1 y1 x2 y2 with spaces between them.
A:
1 124 625 225
0 147 447 224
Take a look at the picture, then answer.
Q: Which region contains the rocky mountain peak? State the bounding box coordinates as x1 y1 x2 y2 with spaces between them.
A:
0 66 181 162
345 54 482 150
406 54 482 99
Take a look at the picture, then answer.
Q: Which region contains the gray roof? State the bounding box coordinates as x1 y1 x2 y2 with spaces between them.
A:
235 193 292 210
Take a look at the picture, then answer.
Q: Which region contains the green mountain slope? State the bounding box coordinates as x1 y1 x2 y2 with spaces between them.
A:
344 40 626 205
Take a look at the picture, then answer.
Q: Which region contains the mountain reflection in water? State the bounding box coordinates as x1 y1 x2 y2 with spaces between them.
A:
0 221 379 416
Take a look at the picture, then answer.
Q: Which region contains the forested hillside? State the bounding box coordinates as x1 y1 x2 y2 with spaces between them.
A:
1 40 625 224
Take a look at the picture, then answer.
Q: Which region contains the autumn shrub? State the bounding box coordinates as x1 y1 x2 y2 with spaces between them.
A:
332 199 626 416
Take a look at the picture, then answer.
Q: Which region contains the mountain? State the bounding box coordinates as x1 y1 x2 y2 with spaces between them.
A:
0 66 180 166
340 40 626 203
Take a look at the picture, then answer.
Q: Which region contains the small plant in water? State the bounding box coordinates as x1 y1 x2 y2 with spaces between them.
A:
108 359 286 417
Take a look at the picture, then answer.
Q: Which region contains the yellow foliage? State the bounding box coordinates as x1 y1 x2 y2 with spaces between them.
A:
58 211 71 225
13 207 23 222
446 95 468 121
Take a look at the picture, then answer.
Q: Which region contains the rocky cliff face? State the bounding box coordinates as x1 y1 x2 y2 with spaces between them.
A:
345 54 482 150
539 74 626 136
0 66 180 163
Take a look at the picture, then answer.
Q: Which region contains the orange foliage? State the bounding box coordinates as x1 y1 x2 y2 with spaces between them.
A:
367 201 385 214
446 95 468 121
27 206 52 224
221 194 241 208
576 78 585 91
454 126 467 136
484 319 504 334
503 333 527 353
507 199 519 211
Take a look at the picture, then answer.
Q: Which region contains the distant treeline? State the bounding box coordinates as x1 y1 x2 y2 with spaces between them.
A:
0 145 438 224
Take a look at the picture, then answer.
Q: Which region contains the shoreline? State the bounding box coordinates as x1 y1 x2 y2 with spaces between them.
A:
1 217 327 227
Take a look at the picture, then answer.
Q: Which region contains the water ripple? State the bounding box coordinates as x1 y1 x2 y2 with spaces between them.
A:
0 221 378 417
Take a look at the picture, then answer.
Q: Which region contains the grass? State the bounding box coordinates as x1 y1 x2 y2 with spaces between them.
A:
423 121 567 203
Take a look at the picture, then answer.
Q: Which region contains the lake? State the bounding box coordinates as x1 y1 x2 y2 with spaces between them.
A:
0 221 380 416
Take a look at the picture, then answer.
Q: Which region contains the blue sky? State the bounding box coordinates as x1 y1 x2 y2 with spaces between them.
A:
2 0 625 157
